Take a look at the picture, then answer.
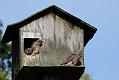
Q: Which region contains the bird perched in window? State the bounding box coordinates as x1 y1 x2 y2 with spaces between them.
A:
61 49 82 66
24 39 42 56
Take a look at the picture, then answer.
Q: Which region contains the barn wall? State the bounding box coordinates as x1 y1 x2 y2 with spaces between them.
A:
19 13 84 67
12 39 20 80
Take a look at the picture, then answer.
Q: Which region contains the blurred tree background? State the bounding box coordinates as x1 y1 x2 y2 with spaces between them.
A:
80 73 92 80
0 71 8 80
0 20 12 80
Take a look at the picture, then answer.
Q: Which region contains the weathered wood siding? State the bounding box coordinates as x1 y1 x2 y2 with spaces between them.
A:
12 39 20 80
19 13 84 67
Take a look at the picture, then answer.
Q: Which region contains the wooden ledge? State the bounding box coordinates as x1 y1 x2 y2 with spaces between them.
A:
15 66 85 80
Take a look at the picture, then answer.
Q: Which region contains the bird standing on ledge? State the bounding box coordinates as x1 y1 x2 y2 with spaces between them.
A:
61 49 83 66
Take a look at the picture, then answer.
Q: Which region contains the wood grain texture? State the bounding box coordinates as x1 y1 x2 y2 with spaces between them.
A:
19 13 84 67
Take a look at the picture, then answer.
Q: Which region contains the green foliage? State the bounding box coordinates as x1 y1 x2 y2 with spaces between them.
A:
80 73 92 80
0 20 11 80
0 20 12 71
0 71 8 80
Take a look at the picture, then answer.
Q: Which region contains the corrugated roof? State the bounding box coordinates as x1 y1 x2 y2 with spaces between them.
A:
1 5 97 46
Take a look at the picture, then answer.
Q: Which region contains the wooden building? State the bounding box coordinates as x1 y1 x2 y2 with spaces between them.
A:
1 5 97 80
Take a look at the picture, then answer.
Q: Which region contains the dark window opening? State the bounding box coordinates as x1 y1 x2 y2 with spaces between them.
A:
24 38 38 50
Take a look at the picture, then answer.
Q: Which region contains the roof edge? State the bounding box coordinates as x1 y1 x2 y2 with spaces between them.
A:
2 5 97 45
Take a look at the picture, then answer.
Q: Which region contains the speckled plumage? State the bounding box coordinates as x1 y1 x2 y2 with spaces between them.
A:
61 49 82 66
25 39 42 56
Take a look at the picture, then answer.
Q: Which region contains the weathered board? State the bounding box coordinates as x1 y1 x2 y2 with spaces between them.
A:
19 13 84 67
12 40 20 79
